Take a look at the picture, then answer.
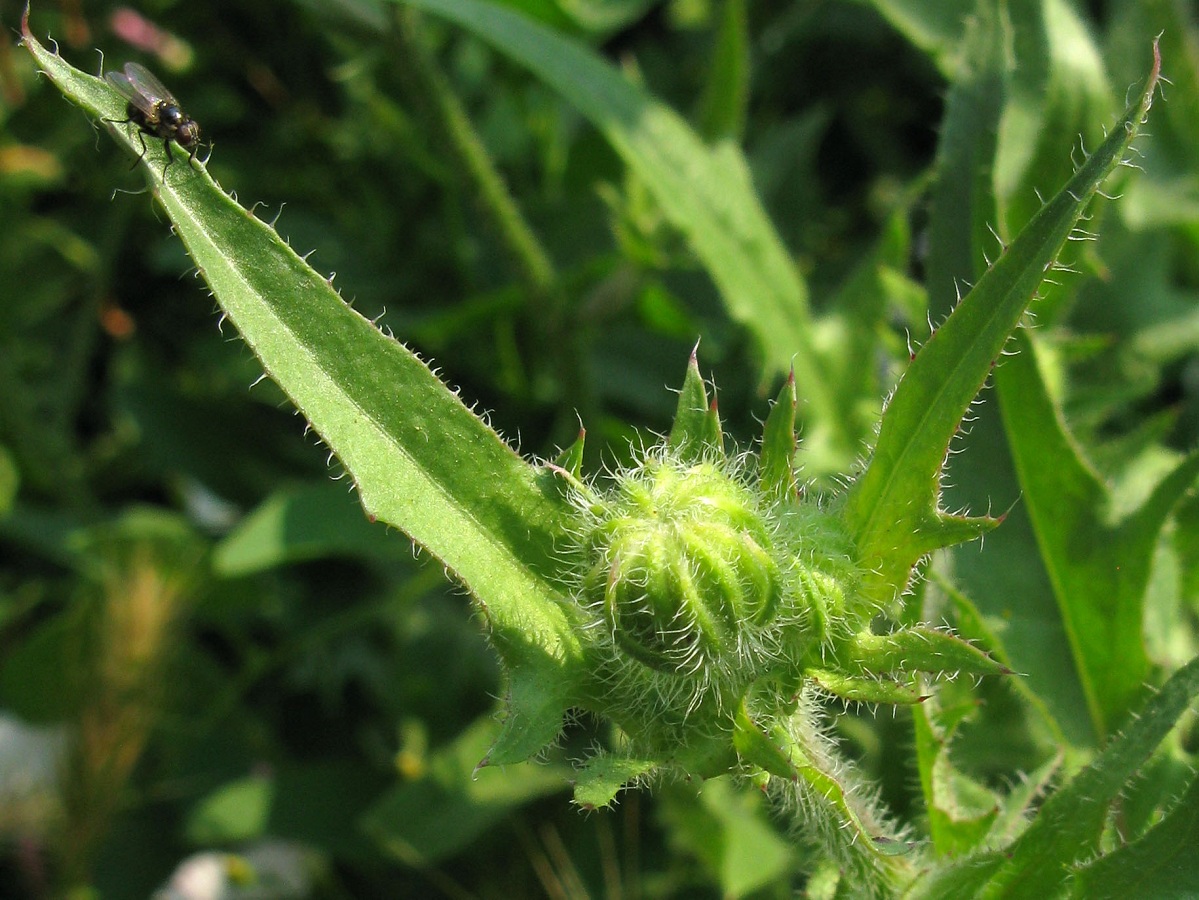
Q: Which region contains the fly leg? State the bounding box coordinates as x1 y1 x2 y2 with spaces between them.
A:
160 137 174 181
102 114 151 170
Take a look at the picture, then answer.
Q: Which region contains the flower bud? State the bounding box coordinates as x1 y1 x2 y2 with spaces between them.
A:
582 458 781 675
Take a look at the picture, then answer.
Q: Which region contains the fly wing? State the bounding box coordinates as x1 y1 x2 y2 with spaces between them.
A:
106 62 175 117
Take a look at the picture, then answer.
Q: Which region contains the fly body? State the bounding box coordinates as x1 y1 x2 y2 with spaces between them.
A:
105 62 202 177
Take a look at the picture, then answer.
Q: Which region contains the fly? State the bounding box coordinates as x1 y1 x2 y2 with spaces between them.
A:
105 62 203 179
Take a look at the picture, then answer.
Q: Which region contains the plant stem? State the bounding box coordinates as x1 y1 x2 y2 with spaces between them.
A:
392 10 597 442
393 9 559 312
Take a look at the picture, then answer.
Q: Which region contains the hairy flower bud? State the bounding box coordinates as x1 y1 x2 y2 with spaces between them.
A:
581 457 782 676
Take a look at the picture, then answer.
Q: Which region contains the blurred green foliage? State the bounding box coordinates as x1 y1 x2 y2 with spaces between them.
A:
2 0 1198 897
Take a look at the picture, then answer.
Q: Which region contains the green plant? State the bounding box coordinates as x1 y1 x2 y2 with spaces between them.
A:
12 0 1199 897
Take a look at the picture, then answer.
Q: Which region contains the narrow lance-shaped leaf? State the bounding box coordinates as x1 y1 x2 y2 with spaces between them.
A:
975 654 1199 899
997 0 1113 240
997 327 1199 738
925 1 1009 322
1071 768 1199 899
20 14 583 751
908 657 1199 898
844 41 1161 606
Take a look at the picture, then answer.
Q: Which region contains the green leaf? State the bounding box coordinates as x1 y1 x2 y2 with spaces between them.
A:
392 0 842 436
996 0 1113 242
997 327 1199 738
844 40 1161 608
910 656 1199 898
847 628 1010 679
807 669 926 706
21 15 587 763
984 750 1061 847
659 777 795 898
363 716 568 864
931 571 1065 744
696 0 749 141
1071 769 1199 899
864 0 972 76
912 695 1000 858
929 741 999 849
972 654 1199 899
186 774 273 844
736 699 919 893
780 714 921 891
0 446 18 518
923 0 1102 743
925 0 1009 322
906 851 1007 900
483 654 573 766
212 481 414 576
571 753 657 809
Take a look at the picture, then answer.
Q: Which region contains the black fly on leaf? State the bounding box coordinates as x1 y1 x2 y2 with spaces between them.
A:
105 62 203 180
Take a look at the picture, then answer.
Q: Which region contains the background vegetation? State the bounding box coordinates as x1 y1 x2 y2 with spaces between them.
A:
2 0 1198 896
